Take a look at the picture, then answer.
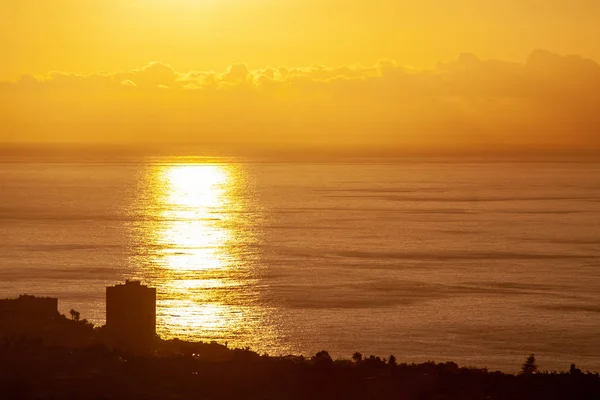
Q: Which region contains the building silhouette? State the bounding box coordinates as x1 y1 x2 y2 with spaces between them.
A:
0 295 59 331
106 280 156 344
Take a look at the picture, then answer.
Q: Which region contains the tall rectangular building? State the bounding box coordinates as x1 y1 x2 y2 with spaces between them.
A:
106 280 156 343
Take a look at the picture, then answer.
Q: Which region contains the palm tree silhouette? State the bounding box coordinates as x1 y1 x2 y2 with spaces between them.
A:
69 309 80 321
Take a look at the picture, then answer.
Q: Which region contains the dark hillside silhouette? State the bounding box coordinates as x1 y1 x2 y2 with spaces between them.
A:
1 289 599 399
1 338 599 400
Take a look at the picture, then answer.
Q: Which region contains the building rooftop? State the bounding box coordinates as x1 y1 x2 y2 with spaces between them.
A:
107 280 153 289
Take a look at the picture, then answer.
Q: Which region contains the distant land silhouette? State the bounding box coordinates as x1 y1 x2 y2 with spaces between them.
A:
1 282 599 399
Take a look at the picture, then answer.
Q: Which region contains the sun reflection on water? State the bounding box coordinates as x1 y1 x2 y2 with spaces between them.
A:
158 165 232 272
142 162 262 345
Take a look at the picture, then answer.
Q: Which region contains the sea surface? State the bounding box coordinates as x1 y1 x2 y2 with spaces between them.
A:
1 159 599 372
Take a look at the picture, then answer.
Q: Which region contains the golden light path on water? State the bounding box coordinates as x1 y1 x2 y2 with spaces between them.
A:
138 162 272 348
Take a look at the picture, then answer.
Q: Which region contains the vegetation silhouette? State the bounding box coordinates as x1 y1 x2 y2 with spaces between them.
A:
69 309 80 321
313 350 334 365
388 354 397 366
521 354 538 376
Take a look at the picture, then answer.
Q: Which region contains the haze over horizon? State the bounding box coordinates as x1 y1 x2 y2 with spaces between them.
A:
2 1 600 155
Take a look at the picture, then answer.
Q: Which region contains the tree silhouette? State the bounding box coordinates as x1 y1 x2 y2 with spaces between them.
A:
352 352 363 363
521 354 538 376
314 350 333 365
69 309 80 321
388 355 397 366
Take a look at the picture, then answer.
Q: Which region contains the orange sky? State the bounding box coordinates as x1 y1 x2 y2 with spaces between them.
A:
2 0 600 154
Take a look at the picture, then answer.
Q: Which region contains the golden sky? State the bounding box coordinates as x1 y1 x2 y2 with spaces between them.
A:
2 0 600 153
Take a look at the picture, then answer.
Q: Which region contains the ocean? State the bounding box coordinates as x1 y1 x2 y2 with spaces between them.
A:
1 158 599 372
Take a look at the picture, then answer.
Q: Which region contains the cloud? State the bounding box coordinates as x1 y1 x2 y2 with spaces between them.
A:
131 62 178 89
221 63 251 85
1 50 599 154
120 80 136 88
